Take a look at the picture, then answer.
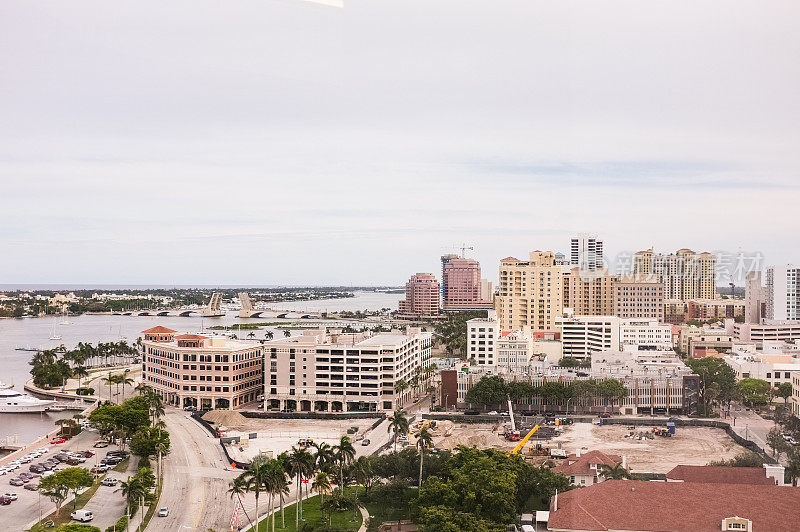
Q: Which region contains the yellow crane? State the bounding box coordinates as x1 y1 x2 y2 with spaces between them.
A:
508 425 540 455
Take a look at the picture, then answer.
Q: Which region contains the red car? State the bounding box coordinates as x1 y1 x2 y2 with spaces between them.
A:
81 451 94 458
50 438 66 444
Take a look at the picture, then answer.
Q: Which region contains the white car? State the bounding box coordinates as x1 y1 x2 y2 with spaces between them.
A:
71 510 94 522
4 493 17 501
157 507 169 517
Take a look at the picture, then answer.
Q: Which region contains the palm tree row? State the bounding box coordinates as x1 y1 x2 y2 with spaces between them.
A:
230 435 359 530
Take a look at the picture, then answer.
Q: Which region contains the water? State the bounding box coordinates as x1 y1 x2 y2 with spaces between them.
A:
0 291 401 444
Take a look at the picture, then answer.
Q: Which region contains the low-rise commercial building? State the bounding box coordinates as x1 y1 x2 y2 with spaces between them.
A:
733 320 800 346
687 298 745 320
724 342 800 387
141 326 264 410
264 327 432 413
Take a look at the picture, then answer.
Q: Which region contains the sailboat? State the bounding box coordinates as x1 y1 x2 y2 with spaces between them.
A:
49 320 62 341
59 309 72 326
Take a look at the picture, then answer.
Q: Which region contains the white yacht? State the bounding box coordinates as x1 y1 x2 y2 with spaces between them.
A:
0 381 13 390
0 390 56 413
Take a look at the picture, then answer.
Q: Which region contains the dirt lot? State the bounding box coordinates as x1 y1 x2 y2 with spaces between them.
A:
432 421 746 473
219 417 377 462
549 423 745 473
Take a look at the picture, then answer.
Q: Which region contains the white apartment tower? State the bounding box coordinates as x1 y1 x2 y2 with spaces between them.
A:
766 265 800 321
571 234 604 272
466 311 499 367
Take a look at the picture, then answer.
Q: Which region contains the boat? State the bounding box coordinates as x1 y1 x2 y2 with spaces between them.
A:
49 321 62 341
59 310 72 326
0 390 56 413
0 381 13 390
14 346 42 352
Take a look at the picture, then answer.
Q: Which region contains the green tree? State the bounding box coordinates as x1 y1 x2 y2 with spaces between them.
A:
312 471 332 507
59 467 94 510
777 382 793 404
417 427 433 489
709 451 764 468
333 436 356 490
40 474 70 518
737 378 771 408
464 375 507 408
387 408 410 452
285 448 314 525
767 427 790 460
686 357 737 415
238 454 271 530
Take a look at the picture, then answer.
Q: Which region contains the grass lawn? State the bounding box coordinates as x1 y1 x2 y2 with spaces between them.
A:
113 457 130 473
254 491 362 532
357 487 417 532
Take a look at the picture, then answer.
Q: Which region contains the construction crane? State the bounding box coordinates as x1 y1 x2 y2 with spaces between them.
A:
459 243 473 258
504 394 521 441
509 425 540 455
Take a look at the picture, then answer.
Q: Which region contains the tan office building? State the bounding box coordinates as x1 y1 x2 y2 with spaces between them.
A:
496 251 563 332
563 267 616 316
614 274 664 321
634 248 716 301
141 326 264 410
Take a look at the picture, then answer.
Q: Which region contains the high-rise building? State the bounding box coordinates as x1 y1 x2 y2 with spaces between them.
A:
570 234 604 271
614 274 664 321
496 251 563 331
397 273 441 319
563 267 616 316
466 311 499 367
766 265 800 321
745 271 766 324
440 254 459 300
442 258 493 311
633 248 716 301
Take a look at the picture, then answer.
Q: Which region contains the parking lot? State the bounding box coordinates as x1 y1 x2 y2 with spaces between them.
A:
0 427 130 530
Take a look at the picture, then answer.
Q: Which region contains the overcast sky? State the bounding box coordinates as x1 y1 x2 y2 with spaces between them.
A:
1 0 798 286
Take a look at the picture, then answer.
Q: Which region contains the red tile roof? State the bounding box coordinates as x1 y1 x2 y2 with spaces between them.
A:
500 256 519 262
666 465 776 485
554 450 623 477
141 326 177 334
548 480 800 531
175 334 209 340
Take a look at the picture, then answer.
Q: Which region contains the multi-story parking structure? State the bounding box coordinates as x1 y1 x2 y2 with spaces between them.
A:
264 327 432 413
141 326 264 410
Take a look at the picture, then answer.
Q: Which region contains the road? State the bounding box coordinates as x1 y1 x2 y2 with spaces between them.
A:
155 409 240 531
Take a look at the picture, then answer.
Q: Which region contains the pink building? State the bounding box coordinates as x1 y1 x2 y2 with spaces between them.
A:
442 258 493 311
398 273 441 319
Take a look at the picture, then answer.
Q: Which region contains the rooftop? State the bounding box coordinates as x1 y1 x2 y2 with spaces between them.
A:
141 326 177 334
356 334 414 346
665 465 776 485
548 480 800 531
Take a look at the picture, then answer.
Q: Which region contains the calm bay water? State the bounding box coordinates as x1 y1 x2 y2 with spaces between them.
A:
0 291 401 444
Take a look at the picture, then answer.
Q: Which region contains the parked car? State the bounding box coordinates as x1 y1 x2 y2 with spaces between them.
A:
106 450 128 458
93 441 109 448
157 507 169 517
29 464 44 474
50 438 66 445
487 411 499 415
81 451 95 458
0 496 11 505
24 482 39 491
599 413 612 419
183 405 196 411
71 510 94 522
101 478 118 487
9 479 24 487
4 493 17 501
91 465 110 474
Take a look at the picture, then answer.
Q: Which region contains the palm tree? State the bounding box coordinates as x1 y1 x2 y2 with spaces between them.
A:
313 442 335 472
387 408 410 452
240 455 271 530
247 332 256 339
394 379 409 406
351 455 375 493
56 418 78 438
262 459 288 532
117 475 146 517
228 476 253 528
286 448 314 525
119 370 134 400
333 436 355 490
312 471 331 507
265 331 274 341
598 461 630 480
416 427 433 488
283 330 291 338
73 365 89 389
